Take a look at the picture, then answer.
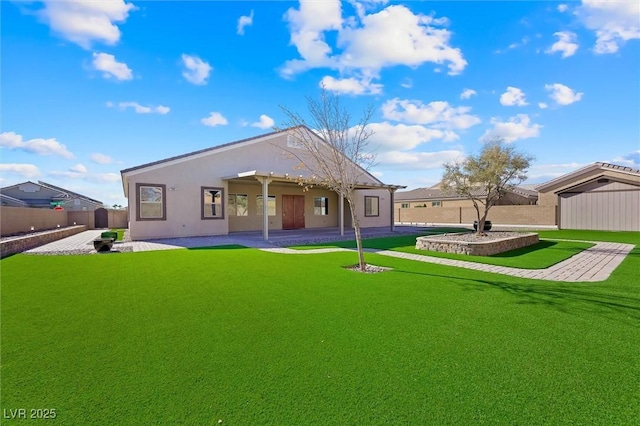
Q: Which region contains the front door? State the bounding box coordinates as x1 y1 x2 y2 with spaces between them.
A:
282 195 305 230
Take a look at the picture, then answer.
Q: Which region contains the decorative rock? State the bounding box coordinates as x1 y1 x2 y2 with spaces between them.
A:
415 232 539 256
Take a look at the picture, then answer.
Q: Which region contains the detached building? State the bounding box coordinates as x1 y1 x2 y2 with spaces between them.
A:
0 181 104 211
536 162 640 231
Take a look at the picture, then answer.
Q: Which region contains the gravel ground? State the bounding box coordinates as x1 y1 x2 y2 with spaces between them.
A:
421 231 535 242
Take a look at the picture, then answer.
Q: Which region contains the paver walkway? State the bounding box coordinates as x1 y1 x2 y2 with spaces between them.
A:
251 241 635 283
24 230 634 283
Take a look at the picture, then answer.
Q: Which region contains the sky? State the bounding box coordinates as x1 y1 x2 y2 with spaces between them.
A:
1 0 639 207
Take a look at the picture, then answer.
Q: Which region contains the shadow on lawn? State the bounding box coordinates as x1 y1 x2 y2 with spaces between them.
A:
396 269 640 325
187 244 248 251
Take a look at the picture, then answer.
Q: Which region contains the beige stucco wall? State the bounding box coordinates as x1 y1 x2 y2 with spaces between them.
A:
0 206 68 236
124 133 392 240
397 205 556 226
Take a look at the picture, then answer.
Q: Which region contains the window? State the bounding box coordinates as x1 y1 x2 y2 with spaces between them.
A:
432 201 441 207
401 203 409 208
287 134 303 149
257 195 276 216
228 194 248 216
314 197 329 215
364 196 379 217
202 187 223 219
136 183 166 221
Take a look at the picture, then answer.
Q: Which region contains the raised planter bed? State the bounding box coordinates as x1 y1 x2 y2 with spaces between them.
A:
0 225 87 258
415 232 539 256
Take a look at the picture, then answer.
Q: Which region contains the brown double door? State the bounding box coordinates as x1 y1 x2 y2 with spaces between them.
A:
282 195 305 230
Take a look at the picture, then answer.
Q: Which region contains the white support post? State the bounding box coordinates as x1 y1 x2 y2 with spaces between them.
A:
339 192 344 236
261 177 272 241
389 188 396 231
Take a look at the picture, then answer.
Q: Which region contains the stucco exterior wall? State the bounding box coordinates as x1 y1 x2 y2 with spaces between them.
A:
0 206 68 236
397 205 557 226
124 133 393 240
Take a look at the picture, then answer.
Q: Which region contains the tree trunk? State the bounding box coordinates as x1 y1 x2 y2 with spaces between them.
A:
347 198 366 271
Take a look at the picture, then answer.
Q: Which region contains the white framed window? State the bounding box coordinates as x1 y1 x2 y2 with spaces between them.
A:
401 203 409 208
432 201 441 207
257 195 276 216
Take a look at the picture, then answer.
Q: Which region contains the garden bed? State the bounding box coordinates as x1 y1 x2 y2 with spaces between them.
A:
416 231 539 256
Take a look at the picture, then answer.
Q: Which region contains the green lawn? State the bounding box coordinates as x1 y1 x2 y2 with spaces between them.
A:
1 230 639 424
292 234 594 269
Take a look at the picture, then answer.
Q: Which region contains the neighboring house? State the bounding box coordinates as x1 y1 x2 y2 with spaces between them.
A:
0 181 104 211
395 184 538 209
536 162 640 231
120 128 405 241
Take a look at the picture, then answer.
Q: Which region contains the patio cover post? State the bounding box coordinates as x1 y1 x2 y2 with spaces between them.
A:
261 177 272 241
389 188 396 231
339 192 344 236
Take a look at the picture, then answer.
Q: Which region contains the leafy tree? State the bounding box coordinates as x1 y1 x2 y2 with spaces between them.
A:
441 138 534 235
279 88 376 271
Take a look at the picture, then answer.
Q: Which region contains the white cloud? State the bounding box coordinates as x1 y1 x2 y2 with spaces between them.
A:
181 54 212 85
400 78 413 89
481 114 542 143
365 122 457 151
96 173 120 183
91 153 113 164
320 75 382 95
251 115 275 129
201 112 228 127
382 98 481 131
51 163 88 179
557 4 569 13
113 101 170 114
546 31 579 58
35 0 135 49
500 87 528 106
460 88 476 100
538 102 548 109
0 163 41 178
545 83 583 105
0 132 74 159
237 10 254 35
70 163 87 174
611 150 640 169
92 52 133 80
577 0 640 54
281 3 466 79
378 149 465 169
527 162 588 181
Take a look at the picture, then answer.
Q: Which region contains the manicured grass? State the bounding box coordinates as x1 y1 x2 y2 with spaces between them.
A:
109 228 126 241
1 231 639 424
292 234 594 269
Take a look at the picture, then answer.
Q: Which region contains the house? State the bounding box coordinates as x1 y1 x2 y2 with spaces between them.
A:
120 128 405 241
395 184 538 209
0 181 104 211
536 162 640 231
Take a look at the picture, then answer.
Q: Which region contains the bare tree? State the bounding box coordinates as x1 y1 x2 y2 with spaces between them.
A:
278 88 376 271
441 138 534 235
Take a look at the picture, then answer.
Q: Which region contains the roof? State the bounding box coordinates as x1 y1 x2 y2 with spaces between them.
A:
535 162 640 192
120 127 291 175
0 180 103 206
396 186 537 202
0 193 28 207
37 181 103 205
121 127 404 196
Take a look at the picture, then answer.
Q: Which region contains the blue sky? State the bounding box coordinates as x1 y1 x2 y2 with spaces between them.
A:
1 0 639 207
